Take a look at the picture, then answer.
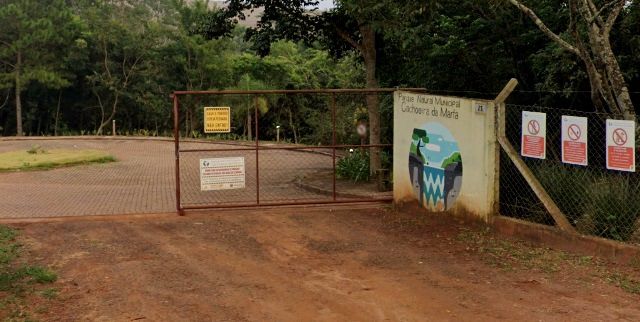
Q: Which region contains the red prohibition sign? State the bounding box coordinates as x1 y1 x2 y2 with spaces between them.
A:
567 124 581 141
613 128 628 146
527 120 541 135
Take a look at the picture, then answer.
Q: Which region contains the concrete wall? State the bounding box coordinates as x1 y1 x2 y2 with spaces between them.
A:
393 91 496 220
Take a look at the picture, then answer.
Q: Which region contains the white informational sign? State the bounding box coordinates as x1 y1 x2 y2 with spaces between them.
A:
561 116 588 166
606 119 636 172
200 157 246 191
521 111 547 159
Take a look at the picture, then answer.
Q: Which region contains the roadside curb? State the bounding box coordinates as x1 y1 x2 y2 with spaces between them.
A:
293 179 392 200
0 136 339 157
490 215 640 264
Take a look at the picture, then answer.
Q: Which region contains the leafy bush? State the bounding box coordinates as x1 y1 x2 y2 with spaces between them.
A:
586 176 640 241
337 149 370 182
534 163 591 225
533 163 640 241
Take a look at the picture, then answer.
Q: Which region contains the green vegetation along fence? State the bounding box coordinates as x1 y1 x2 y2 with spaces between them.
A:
500 104 640 244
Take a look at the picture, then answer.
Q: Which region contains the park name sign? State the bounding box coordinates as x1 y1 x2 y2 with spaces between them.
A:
393 91 497 220
204 107 231 133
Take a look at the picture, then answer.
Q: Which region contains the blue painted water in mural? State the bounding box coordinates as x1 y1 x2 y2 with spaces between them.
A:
423 165 445 207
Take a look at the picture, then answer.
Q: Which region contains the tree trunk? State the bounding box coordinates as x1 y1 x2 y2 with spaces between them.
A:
509 0 635 116
96 92 119 135
601 42 635 119
15 51 23 136
360 25 381 177
247 105 252 141
54 91 62 136
288 108 298 144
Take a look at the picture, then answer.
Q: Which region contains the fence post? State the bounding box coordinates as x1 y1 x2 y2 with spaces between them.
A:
494 79 577 234
173 94 184 216
112 120 116 136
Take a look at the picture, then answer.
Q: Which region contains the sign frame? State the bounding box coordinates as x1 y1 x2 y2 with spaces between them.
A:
204 106 231 133
606 119 636 172
200 157 246 191
561 115 588 166
521 111 547 159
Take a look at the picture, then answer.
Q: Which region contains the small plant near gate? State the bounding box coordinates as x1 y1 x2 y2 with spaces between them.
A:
337 149 370 182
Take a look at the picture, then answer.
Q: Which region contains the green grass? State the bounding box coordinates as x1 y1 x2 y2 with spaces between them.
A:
39 288 59 300
0 148 115 172
1 225 58 320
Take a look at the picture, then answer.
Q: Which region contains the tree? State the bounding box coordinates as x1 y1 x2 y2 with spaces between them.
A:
411 128 428 206
83 0 163 135
212 0 429 176
505 0 635 117
0 0 82 135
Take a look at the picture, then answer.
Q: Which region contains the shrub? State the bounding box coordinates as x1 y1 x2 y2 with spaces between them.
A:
534 163 591 225
337 149 370 182
585 176 640 241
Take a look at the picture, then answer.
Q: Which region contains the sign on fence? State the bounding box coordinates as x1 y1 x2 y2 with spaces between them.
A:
606 119 636 172
200 157 246 191
521 111 547 159
561 116 588 166
204 107 231 133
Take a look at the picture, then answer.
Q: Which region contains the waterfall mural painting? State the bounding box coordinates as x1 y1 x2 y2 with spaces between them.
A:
408 122 463 211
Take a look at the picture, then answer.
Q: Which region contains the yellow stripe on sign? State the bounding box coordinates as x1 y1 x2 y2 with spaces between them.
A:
204 107 231 133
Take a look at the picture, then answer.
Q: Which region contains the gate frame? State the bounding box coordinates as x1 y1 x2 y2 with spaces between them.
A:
172 88 427 215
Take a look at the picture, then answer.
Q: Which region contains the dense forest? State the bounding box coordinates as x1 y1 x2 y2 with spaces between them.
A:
0 0 638 138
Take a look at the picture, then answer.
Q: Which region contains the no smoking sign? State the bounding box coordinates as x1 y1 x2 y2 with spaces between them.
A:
561 116 588 166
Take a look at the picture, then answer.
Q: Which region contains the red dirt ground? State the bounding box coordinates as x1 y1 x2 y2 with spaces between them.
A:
7 205 640 321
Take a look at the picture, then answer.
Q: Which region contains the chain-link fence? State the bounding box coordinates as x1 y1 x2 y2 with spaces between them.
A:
500 104 640 244
172 89 409 211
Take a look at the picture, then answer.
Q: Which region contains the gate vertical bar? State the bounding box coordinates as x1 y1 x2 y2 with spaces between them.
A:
331 93 337 200
254 95 260 205
173 94 183 215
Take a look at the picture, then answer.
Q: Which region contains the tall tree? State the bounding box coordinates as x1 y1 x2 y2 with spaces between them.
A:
0 0 82 135
505 0 636 117
83 0 163 135
212 0 429 175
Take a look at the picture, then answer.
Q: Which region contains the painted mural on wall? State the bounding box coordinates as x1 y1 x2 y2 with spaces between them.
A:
408 122 463 211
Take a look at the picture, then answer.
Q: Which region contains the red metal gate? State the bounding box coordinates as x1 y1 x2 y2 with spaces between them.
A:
172 88 424 215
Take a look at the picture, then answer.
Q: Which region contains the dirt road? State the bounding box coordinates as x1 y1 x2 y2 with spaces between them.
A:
11 206 640 321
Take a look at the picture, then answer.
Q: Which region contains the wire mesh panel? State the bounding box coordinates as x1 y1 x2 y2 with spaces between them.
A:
173 89 405 211
179 143 258 208
500 104 640 244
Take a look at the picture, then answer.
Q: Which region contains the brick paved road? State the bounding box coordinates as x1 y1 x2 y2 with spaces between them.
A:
0 139 176 218
0 138 380 219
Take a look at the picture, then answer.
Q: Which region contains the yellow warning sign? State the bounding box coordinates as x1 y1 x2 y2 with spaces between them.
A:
204 107 231 133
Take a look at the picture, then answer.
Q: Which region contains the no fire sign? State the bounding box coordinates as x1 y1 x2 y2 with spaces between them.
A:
606 119 635 172
561 116 588 166
521 111 547 159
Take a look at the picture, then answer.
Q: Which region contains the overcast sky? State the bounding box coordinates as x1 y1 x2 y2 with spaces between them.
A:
316 0 335 10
